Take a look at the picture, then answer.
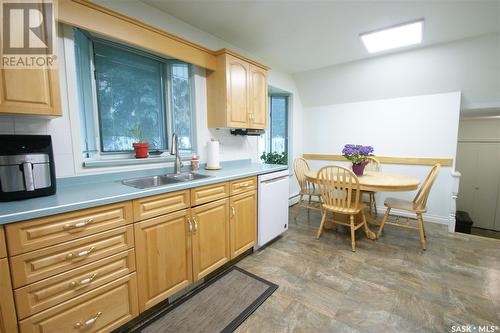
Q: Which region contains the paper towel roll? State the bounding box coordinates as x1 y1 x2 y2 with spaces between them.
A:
206 139 221 170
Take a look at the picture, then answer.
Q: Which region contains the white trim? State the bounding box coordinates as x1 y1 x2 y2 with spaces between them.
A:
288 194 300 206
458 138 500 143
375 205 451 226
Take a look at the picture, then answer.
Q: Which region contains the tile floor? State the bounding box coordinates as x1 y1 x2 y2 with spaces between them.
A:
236 207 500 333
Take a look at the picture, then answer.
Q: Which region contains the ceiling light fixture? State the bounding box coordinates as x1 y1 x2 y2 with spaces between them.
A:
360 19 424 53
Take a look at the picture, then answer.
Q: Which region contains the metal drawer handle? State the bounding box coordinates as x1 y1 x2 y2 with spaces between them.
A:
230 206 236 218
74 312 102 330
63 218 93 231
188 218 193 232
66 247 96 260
69 273 97 288
238 183 250 188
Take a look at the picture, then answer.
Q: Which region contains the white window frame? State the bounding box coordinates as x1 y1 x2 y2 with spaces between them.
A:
62 25 197 172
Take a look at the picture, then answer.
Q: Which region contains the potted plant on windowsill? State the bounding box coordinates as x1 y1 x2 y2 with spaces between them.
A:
342 144 374 176
130 126 149 158
260 152 288 165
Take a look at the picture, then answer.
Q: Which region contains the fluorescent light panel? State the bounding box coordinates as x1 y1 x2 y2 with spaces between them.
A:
360 19 423 53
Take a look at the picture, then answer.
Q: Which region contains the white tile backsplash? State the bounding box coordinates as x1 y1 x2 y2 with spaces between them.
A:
54 153 76 177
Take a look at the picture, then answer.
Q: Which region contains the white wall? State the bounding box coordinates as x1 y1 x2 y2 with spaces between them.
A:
294 33 500 111
0 0 304 198
303 92 462 228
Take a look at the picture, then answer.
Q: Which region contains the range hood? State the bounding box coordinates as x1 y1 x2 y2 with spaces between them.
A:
230 129 265 136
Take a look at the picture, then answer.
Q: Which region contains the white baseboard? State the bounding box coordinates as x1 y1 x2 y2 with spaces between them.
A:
288 194 300 206
376 205 450 226
286 196 453 230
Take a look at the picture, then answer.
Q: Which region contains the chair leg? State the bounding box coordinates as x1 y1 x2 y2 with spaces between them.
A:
416 213 427 250
370 193 377 218
316 211 327 239
294 194 303 220
350 215 356 252
377 207 391 238
421 216 427 238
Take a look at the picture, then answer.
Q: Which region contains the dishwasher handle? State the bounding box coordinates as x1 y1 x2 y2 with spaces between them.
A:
259 175 288 185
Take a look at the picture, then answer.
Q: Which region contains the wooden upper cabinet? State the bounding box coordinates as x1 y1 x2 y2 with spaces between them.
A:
191 198 230 281
207 49 268 129
230 191 257 259
226 55 250 128
249 65 268 129
0 68 62 116
134 210 193 312
0 258 18 333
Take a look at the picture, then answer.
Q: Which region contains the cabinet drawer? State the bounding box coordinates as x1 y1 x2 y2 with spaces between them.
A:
15 249 136 319
10 226 134 288
0 226 6 258
133 190 190 221
191 182 229 206
6 202 133 256
18 273 139 333
230 177 257 195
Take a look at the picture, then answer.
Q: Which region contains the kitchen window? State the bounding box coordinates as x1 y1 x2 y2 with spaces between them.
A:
74 28 195 160
268 95 289 156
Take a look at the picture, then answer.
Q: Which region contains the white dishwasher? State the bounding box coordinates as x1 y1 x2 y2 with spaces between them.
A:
257 169 289 248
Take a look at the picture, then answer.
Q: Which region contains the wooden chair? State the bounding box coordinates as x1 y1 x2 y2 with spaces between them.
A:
293 158 322 219
316 165 370 252
362 156 381 218
377 164 441 250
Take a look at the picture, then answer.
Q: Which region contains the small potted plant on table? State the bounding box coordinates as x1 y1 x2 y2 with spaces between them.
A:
130 126 149 158
342 144 374 176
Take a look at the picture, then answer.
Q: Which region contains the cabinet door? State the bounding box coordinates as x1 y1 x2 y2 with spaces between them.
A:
0 258 18 333
134 210 193 312
226 55 249 128
0 69 61 116
230 190 257 259
191 198 230 281
249 65 268 129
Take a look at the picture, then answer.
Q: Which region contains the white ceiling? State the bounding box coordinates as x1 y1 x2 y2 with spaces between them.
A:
143 0 500 73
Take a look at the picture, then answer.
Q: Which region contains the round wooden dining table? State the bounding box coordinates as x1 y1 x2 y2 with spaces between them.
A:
305 170 420 193
304 170 421 239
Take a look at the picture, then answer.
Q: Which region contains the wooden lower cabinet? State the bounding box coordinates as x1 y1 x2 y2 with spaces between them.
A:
0 259 18 333
134 210 193 312
18 273 138 333
192 198 230 281
230 191 257 259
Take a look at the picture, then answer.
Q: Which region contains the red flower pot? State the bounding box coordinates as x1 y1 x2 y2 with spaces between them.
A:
133 143 149 158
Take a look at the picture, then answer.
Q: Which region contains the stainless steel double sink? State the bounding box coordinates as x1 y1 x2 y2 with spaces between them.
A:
122 172 212 189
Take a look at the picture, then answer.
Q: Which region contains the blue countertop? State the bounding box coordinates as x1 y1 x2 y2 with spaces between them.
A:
0 160 288 225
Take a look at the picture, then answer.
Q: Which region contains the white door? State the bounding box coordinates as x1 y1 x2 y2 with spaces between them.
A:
456 142 500 230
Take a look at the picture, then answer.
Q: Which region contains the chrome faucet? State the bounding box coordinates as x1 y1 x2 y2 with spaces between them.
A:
170 133 183 174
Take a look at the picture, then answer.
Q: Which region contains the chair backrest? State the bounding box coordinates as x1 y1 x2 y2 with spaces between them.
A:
364 156 381 172
294 157 314 194
317 165 361 210
413 164 441 210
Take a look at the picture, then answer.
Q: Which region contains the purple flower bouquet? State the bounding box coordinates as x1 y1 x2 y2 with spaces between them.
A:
342 144 374 176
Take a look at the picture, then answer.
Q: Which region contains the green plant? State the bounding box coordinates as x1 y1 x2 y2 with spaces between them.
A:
130 126 146 143
260 152 287 165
